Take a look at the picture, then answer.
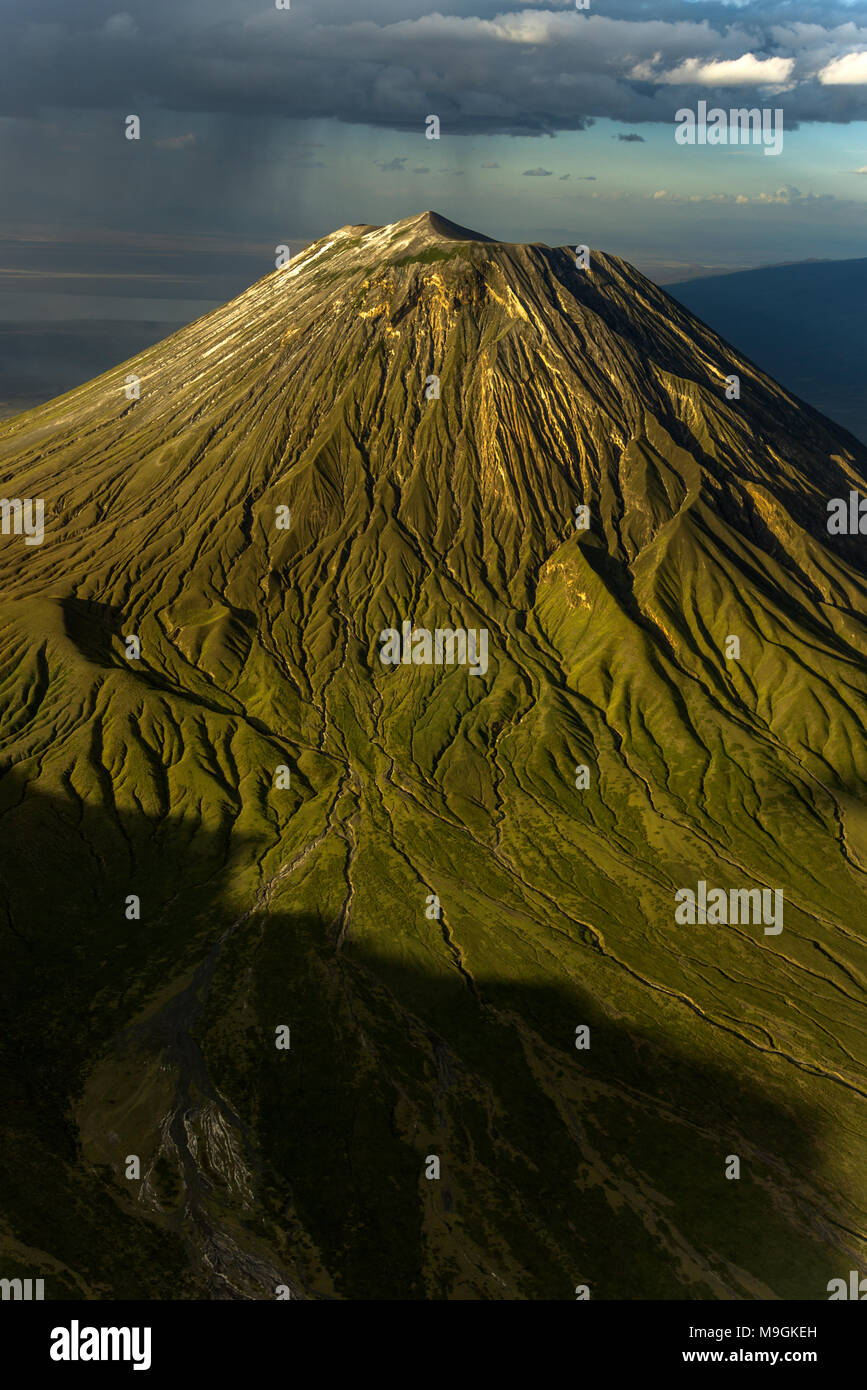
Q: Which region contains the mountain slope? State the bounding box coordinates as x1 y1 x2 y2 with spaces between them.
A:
1 210 866 1300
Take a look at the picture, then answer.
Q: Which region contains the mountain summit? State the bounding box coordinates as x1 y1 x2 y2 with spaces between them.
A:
1 212 866 1299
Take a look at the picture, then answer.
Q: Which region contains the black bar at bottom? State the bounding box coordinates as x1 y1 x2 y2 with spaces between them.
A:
1 1295 859 1376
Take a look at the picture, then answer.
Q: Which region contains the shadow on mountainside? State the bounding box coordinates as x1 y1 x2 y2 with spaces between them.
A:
0 773 863 1301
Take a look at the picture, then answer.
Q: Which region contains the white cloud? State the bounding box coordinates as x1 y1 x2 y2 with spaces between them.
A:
650 184 833 205
819 51 867 84
659 53 795 86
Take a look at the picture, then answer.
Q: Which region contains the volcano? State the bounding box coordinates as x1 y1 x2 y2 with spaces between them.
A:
0 210 866 1300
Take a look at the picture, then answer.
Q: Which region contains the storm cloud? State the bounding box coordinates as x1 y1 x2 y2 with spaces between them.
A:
2 0 867 135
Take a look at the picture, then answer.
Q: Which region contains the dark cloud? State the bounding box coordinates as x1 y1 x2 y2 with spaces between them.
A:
617 133 645 142
523 167 554 176
1 1 865 135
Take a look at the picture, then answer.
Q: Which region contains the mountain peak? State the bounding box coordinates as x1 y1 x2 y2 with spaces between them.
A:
397 210 494 243
327 210 495 257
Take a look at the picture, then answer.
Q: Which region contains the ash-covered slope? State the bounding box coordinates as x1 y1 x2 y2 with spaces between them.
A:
1 210 866 1300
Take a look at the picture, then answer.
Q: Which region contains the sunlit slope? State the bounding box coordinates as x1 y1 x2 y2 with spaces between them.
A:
0 210 866 1299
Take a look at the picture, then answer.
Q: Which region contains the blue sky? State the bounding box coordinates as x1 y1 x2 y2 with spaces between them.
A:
1 0 867 318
